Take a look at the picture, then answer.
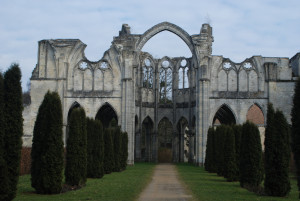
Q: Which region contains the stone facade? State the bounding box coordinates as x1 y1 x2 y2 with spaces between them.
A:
23 22 298 165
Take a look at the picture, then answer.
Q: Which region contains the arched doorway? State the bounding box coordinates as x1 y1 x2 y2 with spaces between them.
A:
95 103 118 128
141 116 153 162
158 117 173 163
247 103 265 148
177 117 189 162
213 104 236 126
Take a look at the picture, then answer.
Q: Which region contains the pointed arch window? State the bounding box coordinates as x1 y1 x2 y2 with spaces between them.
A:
159 64 173 103
142 58 154 89
178 59 189 89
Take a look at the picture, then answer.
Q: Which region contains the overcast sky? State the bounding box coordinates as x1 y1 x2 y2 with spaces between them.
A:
0 0 300 90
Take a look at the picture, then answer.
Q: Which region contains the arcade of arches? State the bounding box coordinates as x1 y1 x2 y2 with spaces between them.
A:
23 22 296 165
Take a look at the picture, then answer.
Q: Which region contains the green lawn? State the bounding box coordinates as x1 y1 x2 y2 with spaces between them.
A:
177 163 299 201
15 163 155 201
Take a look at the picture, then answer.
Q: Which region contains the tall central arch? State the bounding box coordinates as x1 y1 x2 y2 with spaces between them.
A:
136 22 196 57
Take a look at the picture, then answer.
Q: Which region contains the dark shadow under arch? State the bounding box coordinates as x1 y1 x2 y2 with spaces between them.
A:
213 104 236 125
95 103 118 128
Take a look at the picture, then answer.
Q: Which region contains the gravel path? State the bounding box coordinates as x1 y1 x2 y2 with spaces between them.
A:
137 164 193 201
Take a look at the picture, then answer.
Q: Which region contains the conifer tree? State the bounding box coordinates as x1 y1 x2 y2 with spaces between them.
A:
3 64 23 200
215 125 226 176
31 91 64 194
0 73 9 201
240 121 263 188
205 127 215 172
112 126 121 172
121 131 128 170
223 126 238 181
292 77 300 198
265 103 291 196
103 127 114 174
86 118 104 178
65 108 87 186
232 124 242 179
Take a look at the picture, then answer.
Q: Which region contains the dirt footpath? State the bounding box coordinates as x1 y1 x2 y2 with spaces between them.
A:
137 164 193 201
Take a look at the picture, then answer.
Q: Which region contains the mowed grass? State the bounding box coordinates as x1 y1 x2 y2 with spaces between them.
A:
177 163 298 201
15 163 155 201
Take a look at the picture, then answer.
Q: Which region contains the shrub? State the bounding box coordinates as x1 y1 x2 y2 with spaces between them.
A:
3 64 23 200
223 126 238 181
240 121 263 188
65 108 87 186
232 124 242 179
291 77 300 198
112 126 121 172
31 91 64 194
265 103 291 196
103 128 114 174
121 132 128 170
86 118 104 178
0 72 9 201
215 125 226 176
205 127 215 172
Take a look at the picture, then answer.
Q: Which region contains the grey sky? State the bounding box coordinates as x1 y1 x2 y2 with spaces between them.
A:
0 0 299 90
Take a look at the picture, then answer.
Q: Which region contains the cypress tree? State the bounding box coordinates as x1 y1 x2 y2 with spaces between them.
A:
265 103 291 196
121 131 128 170
240 121 263 188
86 118 104 178
103 128 114 174
31 91 64 194
112 126 121 172
0 72 9 201
65 108 87 186
3 64 23 200
205 127 215 172
232 124 242 179
215 125 226 176
223 126 238 181
292 77 300 198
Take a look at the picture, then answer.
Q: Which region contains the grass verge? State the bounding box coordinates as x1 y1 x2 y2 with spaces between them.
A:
177 163 298 201
15 163 155 201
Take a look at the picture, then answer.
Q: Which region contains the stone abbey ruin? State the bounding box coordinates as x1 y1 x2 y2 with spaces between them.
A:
23 22 299 165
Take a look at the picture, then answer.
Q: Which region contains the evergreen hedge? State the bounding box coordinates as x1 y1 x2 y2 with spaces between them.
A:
121 132 128 170
205 127 215 172
223 126 238 181
86 118 104 178
215 125 226 176
65 108 87 186
240 121 263 188
232 124 242 179
31 91 64 194
292 77 300 198
103 127 114 174
0 72 9 201
265 103 291 196
3 64 23 200
112 126 121 172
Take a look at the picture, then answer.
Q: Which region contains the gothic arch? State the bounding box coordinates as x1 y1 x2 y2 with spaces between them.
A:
95 102 118 128
136 22 195 55
212 104 237 125
246 103 265 125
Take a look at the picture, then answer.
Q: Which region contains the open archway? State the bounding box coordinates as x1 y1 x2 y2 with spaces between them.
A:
95 103 118 128
213 104 236 126
177 117 189 162
158 117 173 163
141 116 154 162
